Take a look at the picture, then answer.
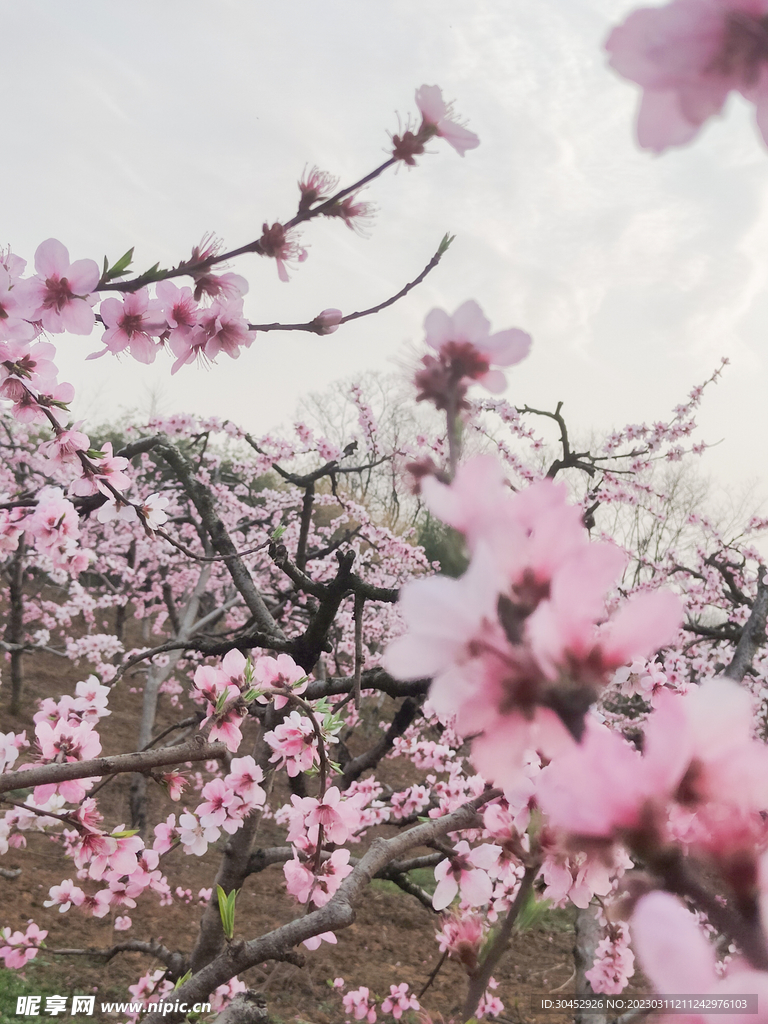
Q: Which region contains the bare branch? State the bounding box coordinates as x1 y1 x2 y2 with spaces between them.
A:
49 940 186 978
153 439 282 638
0 738 226 796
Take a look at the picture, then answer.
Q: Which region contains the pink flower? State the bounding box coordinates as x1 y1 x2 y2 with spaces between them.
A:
415 85 481 155
537 716 657 837
539 677 768 843
382 983 420 1019
156 280 199 334
0 922 48 969
284 857 315 903
178 811 220 856
26 239 100 335
0 266 37 341
153 813 180 854
35 718 101 763
207 713 245 754
436 911 487 972
114 916 132 931
606 0 768 152
258 222 308 282
137 492 169 531
325 193 374 232
195 298 251 361
432 841 499 911
386 462 683 785
94 288 165 363
302 930 337 950
197 778 237 830
225 756 266 807
303 786 362 845
192 270 248 304
266 710 318 775
69 442 130 498
43 880 85 913
585 923 635 996
298 166 339 211
254 653 307 708
284 848 353 907
393 85 480 164
39 425 90 466
415 300 531 409
343 987 377 1023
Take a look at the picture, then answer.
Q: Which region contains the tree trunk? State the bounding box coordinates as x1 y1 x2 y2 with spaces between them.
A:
6 536 25 715
574 905 607 1024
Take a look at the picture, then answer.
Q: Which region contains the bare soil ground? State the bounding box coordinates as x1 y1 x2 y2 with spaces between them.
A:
0 632 650 1023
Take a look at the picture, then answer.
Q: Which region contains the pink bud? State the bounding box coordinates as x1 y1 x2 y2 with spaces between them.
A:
313 309 343 335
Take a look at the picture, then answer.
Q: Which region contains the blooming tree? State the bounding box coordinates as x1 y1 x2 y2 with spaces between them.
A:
0 33 767 1024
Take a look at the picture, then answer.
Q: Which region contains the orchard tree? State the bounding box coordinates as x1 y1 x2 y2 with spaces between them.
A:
0 17 767 1024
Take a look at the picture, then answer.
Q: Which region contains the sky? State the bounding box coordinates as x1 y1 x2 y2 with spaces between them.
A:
4 0 768 509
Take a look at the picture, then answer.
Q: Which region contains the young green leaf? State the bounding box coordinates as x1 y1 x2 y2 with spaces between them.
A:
216 885 239 940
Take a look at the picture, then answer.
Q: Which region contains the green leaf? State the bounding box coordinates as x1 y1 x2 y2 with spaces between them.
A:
271 524 287 541
217 885 238 940
174 970 192 989
437 232 455 256
111 829 139 838
214 690 229 714
137 261 166 283
107 247 134 280
512 887 547 933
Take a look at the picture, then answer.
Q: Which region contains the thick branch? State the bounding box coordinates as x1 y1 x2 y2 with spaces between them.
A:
154 440 282 638
682 622 742 643
0 739 225 796
143 790 499 1023
724 566 768 682
462 862 538 1020
305 668 430 702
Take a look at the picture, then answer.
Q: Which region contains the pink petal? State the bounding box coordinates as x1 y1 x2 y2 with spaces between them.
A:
415 84 447 123
631 891 717 994
637 89 707 152
477 369 507 393
34 238 69 278
61 297 96 336
601 590 683 665
432 873 459 911
451 299 490 343
423 307 455 350
438 122 481 155
66 259 101 295
460 868 493 907
482 327 532 366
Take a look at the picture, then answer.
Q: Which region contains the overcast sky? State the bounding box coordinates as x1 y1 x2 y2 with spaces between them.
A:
4 0 768 508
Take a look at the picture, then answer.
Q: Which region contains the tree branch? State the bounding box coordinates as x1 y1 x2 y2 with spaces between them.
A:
0 738 226 796
49 940 186 978
724 566 768 682
143 789 500 1023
